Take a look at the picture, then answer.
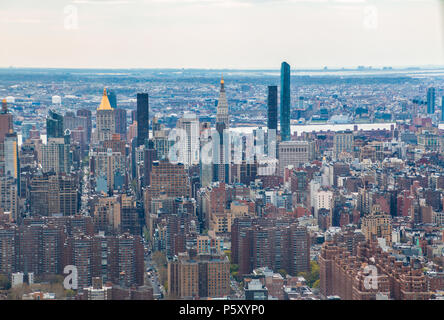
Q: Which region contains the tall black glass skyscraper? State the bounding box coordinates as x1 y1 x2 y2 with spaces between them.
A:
136 93 149 147
280 62 291 141
268 85 278 130
46 109 64 139
427 87 435 114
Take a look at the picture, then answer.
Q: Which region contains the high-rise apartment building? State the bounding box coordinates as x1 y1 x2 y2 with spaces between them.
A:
58 174 79 216
120 194 142 235
0 225 17 275
41 138 71 174
67 232 144 291
28 173 78 217
93 196 121 234
168 251 230 299
319 240 429 300
231 217 310 276
29 173 61 216
0 176 18 221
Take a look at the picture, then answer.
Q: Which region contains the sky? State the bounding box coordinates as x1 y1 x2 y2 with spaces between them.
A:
0 0 443 69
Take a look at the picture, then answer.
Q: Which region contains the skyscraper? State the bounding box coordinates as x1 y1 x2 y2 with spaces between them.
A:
211 76 231 184
136 93 149 147
96 88 116 143
427 87 435 114
64 111 89 148
29 173 61 216
176 113 200 167
0 99 13 143
77 109 92 143
4 133 18 179
107 90 127 140
280 62 291 141
114 108 127 141
214 122 230 184
46 109 64 139
216 76 229 129
89 148 126 193
41 138 71 174
267 86 278 131
0 176 18 220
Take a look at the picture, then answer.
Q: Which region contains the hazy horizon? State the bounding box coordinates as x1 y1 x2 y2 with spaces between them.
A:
1 0 443 69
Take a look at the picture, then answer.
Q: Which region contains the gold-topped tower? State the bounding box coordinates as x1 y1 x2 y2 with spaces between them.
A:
96 87 116 142
98 88 113 111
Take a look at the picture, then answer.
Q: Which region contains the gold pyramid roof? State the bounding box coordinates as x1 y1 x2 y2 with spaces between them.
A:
97 88 113 110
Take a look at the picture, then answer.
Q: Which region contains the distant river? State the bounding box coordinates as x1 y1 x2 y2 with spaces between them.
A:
231 122 397 135
18 123 397 146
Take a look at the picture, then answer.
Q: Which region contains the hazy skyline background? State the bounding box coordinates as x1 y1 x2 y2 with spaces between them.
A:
0 0 443 69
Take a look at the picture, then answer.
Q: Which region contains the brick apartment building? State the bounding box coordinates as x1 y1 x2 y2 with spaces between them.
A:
168 251 230 299
231 216 310 276
320 240 431 300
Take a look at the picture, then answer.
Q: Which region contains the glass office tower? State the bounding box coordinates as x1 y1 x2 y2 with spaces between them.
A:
280 62 291 141
427 87 435 114
46 109 64 139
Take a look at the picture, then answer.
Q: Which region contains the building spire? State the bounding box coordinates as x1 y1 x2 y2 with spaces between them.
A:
220 74 225 91
216 76 229 129
98 87 113 110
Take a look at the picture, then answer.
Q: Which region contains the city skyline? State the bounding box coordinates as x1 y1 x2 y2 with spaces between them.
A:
4 1 444 304
2 61 444 301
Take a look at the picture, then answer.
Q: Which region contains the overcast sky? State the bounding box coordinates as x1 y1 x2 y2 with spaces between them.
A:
0 0 442 69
